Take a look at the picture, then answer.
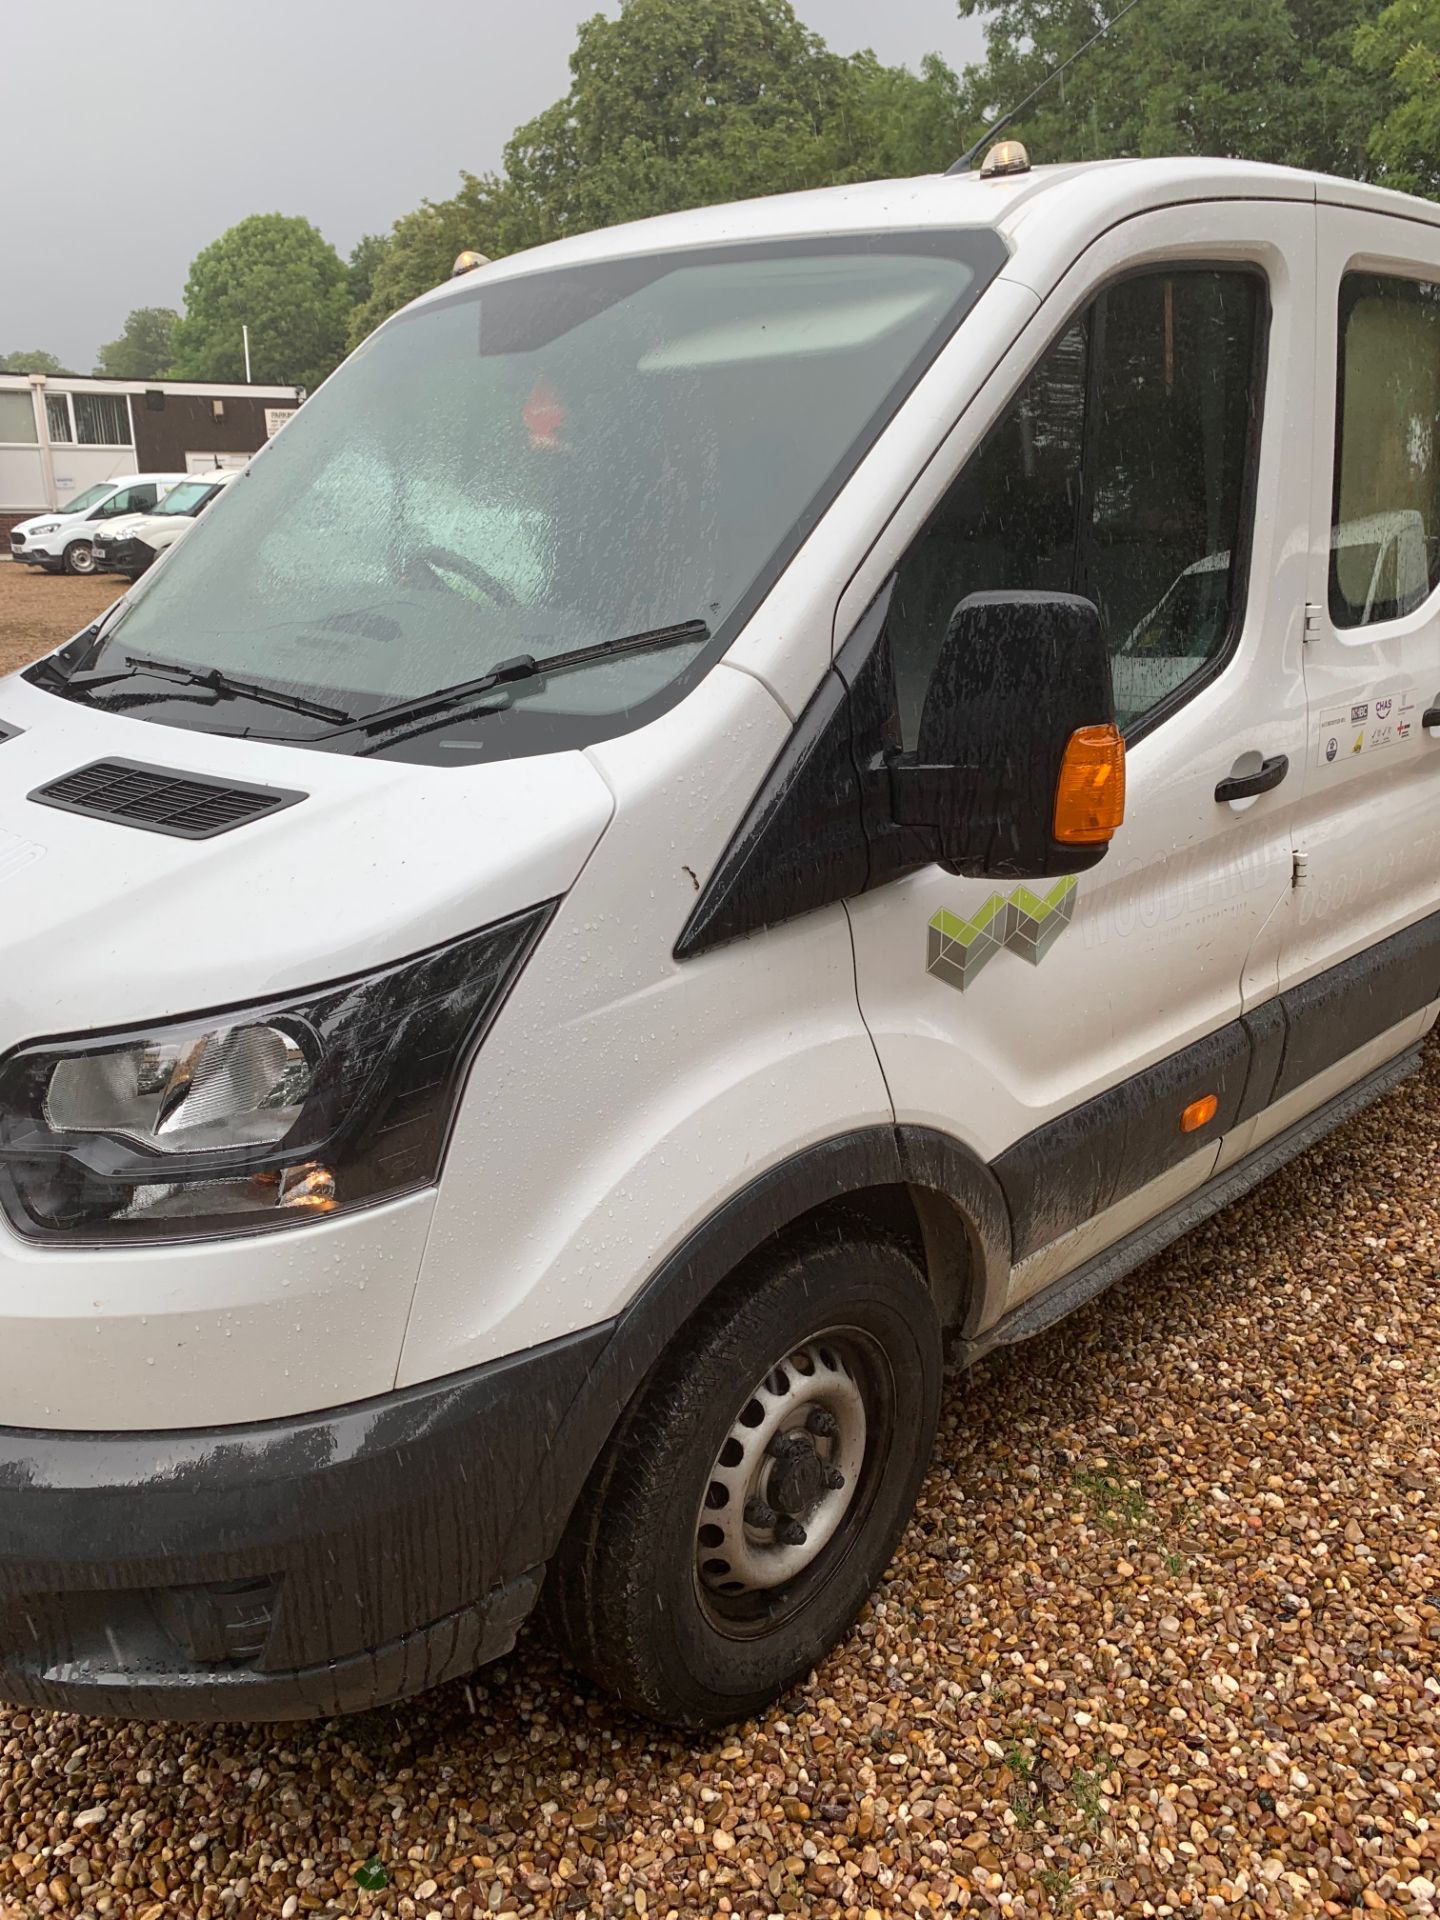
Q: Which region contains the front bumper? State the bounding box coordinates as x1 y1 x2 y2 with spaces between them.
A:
93 536 150 576
0 1323 610 1720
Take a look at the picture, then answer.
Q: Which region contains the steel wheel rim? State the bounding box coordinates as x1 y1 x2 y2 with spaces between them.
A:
68 543 94 573
694 1327 888 1634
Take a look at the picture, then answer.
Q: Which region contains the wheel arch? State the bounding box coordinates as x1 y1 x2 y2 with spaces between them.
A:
505 1125 1013 1578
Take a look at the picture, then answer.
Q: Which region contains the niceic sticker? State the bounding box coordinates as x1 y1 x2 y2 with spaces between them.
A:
1317 689 1417 767
927 877 1077 992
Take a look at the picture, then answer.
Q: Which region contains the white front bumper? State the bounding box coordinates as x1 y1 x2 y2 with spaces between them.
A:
0 1188 436 1431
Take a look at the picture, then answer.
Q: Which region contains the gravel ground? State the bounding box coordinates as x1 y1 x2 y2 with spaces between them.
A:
0 564 121 679
0 580 1436 1919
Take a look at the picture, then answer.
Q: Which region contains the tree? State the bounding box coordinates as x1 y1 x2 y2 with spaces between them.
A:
93 307 179 379
346 174 518 349
346 233 391 309
952 0 1386 183
1356 0 1440 195
168 213 350 390
0 349 70 374
501 0 862 244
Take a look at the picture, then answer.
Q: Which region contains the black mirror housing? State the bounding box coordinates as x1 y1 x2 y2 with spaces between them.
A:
898 590 1118 879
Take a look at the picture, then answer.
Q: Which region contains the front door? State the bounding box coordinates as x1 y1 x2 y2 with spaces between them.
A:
844 205 1314 1313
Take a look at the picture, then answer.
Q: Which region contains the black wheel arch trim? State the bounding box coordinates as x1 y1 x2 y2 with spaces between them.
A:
499 1123 1013 1576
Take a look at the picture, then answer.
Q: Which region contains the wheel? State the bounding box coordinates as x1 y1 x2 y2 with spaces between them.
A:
63 540 95 575
545 1231 942 1727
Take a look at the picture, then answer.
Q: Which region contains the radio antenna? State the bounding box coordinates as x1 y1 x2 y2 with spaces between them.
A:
947 0 1150 175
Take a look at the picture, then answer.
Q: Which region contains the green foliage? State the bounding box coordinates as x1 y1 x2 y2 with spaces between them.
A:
0 349 70 374
501 0 860 242
346 173 517 350
169 213 349 391
346 233 391 309
94 307 179 379
1356 0 1440 194
953 0 1386 182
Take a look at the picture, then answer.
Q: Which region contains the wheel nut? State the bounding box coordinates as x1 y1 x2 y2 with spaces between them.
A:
744 1498 777 1530
825 1466 846 1491
807 1407 839 1438
776 1518 808 1547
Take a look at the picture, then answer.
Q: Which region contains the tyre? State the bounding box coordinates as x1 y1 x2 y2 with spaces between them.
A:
63 541 95 575
545 1231 942 1727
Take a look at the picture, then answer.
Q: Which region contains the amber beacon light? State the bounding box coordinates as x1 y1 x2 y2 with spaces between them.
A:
1053 723 1126 845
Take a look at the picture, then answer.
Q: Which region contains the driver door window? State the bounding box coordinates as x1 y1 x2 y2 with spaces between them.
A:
886 267 1264 740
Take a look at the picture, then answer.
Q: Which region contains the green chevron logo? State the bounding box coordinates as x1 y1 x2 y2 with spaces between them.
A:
927 876 1077 991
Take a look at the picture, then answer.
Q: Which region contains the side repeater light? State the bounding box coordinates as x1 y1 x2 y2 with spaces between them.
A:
1053 723 1126 846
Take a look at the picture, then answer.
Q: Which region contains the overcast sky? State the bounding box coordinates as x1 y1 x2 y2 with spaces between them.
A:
1 0 987 373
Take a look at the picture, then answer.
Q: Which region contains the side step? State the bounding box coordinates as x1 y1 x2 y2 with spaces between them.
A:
959 1046 1422 1367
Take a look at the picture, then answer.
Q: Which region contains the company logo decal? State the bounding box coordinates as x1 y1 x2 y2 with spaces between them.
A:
927 877 1077 992
1351 703 1369 724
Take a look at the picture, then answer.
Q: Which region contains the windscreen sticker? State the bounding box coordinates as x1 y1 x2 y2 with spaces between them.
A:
1316 690 1417 766
927 876 1077 992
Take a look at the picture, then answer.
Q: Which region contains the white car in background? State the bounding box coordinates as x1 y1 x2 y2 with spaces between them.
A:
8 475 189 574
92 469 242 578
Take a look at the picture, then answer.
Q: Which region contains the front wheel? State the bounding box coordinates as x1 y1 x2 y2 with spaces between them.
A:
545 1232 942 1727
63 540 95 575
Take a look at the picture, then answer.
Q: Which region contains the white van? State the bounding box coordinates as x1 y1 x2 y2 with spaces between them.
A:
92 469 242 578
1 155 1438 1729
8 475 190 574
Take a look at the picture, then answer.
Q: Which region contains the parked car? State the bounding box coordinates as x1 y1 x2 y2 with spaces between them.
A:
91 470 241 578
1 153 1439 1731
8 475 189 574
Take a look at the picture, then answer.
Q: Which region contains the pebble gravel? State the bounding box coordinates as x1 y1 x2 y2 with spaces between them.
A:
1 580 1436 1916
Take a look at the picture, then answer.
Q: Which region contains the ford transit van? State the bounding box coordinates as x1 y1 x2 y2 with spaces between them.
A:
1 154 1437 1728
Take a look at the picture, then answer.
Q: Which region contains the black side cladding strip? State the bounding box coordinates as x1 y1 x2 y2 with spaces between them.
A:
993 906 1440 1264
1274 907 1440 1099
993 1017 1253 1263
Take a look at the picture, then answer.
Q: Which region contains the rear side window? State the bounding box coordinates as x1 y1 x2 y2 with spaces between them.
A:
1331 272 1440 628
886 268 1265 740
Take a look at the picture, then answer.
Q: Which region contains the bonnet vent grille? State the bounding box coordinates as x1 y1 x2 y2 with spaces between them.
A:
29 758 305 839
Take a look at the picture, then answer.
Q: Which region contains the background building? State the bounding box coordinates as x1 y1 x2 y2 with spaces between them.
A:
0 374 302 537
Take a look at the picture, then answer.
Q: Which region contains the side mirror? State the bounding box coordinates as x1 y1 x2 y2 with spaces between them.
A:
896 590 1124 879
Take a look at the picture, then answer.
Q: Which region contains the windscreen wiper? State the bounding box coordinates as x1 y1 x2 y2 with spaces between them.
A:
65 654 354 725
311 618 711 745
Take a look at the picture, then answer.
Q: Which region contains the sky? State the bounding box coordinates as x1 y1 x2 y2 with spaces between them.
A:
0 0 987 373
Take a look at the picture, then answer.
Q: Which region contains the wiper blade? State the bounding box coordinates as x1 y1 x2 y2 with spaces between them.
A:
313 618 711 744
60 653 355 724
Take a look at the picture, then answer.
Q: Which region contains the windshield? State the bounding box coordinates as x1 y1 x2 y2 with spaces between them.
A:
55 484 115 519
153 480 219 516
75 230 1004 763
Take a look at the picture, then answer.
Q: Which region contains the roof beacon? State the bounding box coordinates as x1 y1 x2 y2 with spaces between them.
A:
980 140 1032 179
451 250 490 279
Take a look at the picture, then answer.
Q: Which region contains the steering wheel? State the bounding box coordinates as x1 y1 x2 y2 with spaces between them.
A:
412 544 520 609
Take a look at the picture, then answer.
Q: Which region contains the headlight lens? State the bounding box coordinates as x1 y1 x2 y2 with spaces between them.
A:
29 521 59 536
0 905 551 1243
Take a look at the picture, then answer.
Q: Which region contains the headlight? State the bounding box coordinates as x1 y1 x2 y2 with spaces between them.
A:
29 521 60 536
0 906 551 1243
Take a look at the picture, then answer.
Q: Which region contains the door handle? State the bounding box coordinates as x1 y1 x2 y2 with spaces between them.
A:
1423 707 1440 729
1215 754 1289 804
